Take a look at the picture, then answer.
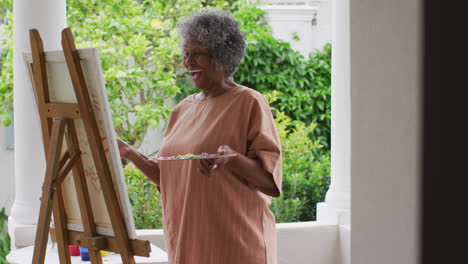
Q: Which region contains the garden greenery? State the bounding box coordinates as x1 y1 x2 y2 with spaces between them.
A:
125 166 163 229
67 0 207 148
0 0 331 226
0 208 10 264
236 24 331 150
238 43 332 150
266 92 330 222
0 0 13 127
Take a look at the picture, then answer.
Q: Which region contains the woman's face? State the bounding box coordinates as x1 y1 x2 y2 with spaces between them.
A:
183 38 225 90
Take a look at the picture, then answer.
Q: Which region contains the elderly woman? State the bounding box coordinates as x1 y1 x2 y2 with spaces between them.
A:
118 9 282 264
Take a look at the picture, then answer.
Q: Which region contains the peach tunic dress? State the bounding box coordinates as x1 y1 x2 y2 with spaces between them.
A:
158 86 282 264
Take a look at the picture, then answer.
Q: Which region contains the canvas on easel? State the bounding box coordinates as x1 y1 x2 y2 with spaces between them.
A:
24 37 136 241
24 28 151 264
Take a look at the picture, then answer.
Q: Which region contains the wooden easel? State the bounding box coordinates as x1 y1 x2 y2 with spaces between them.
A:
29 28 151 264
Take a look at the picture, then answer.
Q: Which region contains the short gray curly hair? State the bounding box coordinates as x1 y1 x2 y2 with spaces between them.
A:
177 9 246 77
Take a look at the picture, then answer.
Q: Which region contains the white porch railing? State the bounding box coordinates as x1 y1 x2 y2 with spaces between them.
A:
136 222 349 264
255 0 318 6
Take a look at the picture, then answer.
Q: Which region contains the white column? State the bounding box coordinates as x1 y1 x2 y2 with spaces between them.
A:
8 0 66 249
316 0 351 226
349 0 421 262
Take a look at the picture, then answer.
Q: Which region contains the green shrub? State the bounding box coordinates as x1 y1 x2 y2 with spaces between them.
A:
234 5 332 150
0 208 10 264
267 92 331 222
124 166 163 229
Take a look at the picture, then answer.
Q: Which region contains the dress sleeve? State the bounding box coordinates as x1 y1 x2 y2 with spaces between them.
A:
245 94 282 197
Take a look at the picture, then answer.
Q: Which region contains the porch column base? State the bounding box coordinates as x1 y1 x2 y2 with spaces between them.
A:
8 217 38 250
317 202 350 226
316 187 350 226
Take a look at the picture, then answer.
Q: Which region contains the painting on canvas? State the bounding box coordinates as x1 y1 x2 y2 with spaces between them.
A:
23 48 136 239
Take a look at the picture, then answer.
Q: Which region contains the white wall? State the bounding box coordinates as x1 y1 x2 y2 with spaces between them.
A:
261 5 319 58
350 0 422 263
0 122 14 215
260 0 332 58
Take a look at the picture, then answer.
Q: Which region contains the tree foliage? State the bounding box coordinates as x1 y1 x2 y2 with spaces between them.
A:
67 0 218 148
0 0 13 126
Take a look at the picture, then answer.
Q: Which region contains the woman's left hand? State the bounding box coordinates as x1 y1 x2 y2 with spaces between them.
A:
198 145 237 176
197 145 278 196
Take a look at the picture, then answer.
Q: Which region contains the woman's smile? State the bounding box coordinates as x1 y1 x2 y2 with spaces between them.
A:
189 69 203 81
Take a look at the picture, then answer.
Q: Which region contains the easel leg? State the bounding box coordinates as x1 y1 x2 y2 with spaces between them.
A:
32 119 67 264
89 249 104 264
52 184 71 264
66 120 103 264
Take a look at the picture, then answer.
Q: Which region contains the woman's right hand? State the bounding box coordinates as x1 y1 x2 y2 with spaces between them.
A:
117 138 133 160
117 138 161 186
